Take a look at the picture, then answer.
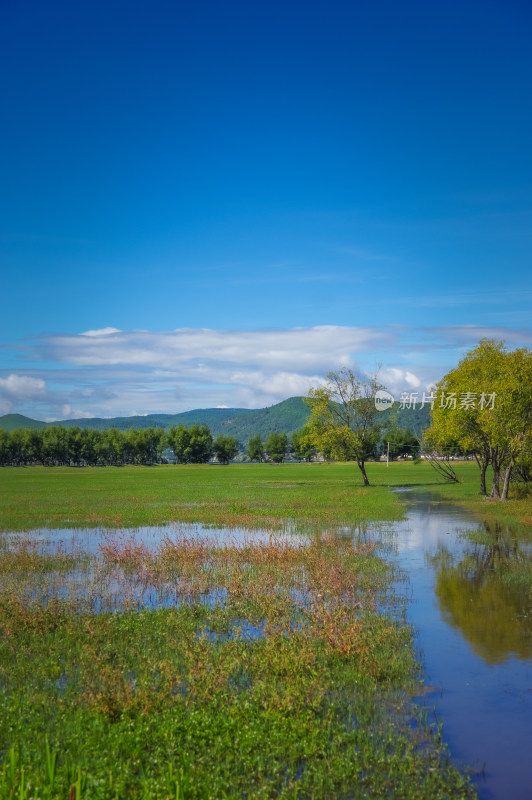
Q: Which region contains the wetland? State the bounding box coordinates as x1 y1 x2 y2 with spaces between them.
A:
0 462 530 798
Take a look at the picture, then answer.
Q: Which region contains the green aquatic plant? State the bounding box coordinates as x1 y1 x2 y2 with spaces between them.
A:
0 526 477 798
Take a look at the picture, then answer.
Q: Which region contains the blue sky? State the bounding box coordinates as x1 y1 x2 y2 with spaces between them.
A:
1 0 531 419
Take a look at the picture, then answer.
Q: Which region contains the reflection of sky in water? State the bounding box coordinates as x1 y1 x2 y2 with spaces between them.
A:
3 523 310 556
383 494 475 557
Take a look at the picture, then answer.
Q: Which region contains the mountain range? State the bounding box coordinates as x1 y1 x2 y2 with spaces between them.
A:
0 397 431 442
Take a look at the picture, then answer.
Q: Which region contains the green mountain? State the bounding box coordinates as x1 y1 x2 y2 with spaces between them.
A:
0 398 312 443
382 404 431 438
0 397 431 442
0 414 48 432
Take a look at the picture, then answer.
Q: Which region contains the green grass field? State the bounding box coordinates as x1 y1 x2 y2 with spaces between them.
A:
0 460 530 533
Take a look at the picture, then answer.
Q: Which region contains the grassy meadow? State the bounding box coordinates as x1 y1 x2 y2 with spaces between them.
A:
3 460 530 798
0 460 530 533
0 461 412 532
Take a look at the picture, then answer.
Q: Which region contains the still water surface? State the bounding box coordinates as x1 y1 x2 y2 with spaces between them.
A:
386 490 532 800
5 491 531 799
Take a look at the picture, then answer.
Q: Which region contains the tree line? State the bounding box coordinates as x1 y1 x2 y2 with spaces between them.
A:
0 426 168 467
0 415 420 468
0 424 318 467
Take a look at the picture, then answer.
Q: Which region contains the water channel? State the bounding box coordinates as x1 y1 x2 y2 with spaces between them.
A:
386 489 532 800
3 489 531 798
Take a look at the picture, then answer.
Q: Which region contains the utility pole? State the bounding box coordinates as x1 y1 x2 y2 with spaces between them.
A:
386 441 390 468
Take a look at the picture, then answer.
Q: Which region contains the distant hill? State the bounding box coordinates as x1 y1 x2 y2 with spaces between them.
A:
0 414 48 432
0 398 311 443
383 404 431 438
0 397 431 442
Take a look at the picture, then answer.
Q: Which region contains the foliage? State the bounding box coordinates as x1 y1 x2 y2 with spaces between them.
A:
265 432 289 463
246 433 265 462
212 435 239 464
305 368 386 486
382 427 420 460
167 424 214 464
291 426 317 461
425 339 532 500
0 426 167 467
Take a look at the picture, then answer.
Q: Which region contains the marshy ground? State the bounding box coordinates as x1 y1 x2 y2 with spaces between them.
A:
1 462 528 798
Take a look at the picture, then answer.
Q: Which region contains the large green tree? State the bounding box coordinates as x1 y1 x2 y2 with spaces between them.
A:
128 427 166 465
425 339 532 499
265 432 288 463
384 427 420 461
213 435 239 464
490 345 532 499
291 426 317 462
168 424 213 464
246 434 265 462
305 368 385 486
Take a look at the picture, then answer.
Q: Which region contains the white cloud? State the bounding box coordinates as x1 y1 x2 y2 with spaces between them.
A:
378 367 425 397
405 371 421 388
0 374 47 399
36 326 392 372
81 327 121 337
3 323 530 421
0 375 48 413
61 404 94 419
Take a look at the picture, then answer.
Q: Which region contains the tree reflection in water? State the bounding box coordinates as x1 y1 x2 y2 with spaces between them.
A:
430 523 532 664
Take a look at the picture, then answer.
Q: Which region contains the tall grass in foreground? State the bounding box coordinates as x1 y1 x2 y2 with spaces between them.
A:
0 531 476 799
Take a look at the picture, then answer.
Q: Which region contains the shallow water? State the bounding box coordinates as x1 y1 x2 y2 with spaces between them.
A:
1 523 312 614
3 521 306 555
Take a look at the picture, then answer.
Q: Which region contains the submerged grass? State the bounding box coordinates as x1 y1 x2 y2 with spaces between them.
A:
0 529 476 798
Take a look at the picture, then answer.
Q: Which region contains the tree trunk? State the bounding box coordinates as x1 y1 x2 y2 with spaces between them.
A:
357 460 370 487
489 446 504 499
490 469 501 498
479 463 488 495
500 464 513 501
474 452 488 496
475 446 491 497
